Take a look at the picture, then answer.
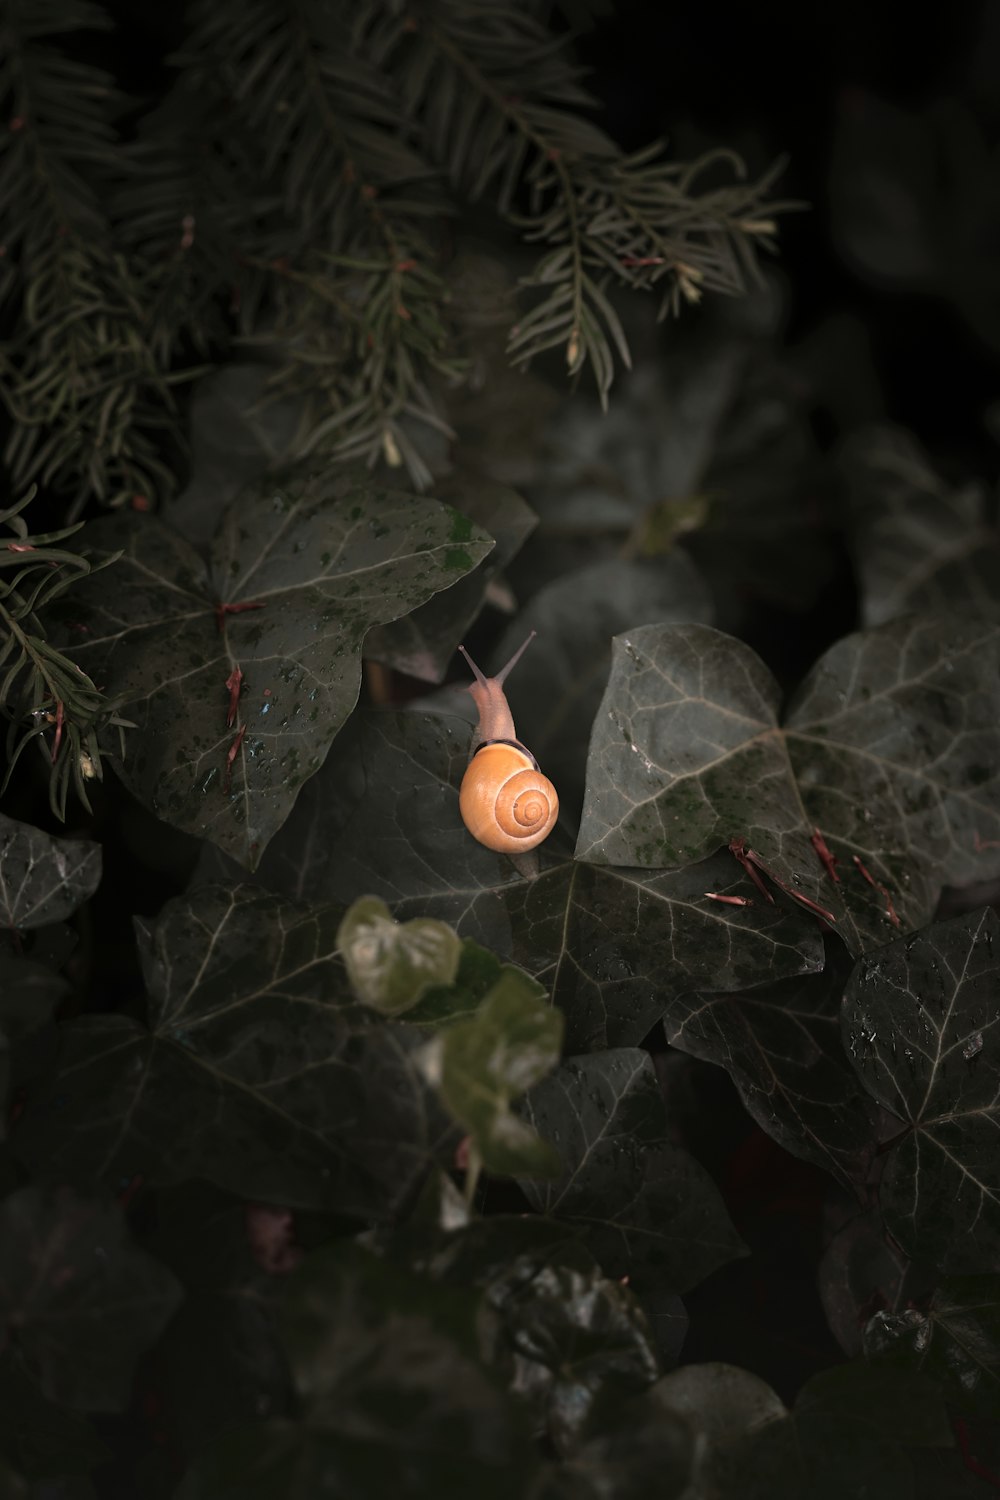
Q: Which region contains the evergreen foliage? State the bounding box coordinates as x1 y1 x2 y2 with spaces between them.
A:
0 0 784 505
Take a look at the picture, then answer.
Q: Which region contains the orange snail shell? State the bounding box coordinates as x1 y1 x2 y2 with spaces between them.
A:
459 744 559 853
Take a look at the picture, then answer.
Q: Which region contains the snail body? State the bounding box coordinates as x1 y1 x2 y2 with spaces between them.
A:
458 632 559 854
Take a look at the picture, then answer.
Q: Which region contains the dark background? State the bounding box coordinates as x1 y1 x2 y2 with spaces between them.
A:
25 0 1000 1411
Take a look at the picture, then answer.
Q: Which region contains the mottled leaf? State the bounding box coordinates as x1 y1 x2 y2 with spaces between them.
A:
242 711 824 1050
842 907 1000 1271
426 972 563 1178
842 425 999 626
577 616 1000 953
336 896 461 1016
664 937 879 1188
517 1050 747 1292
0 1186 181 1413
13 887 454 1217
864 1277 1000 1420
365 472 537 682
0 815 100 930
60 470 492 866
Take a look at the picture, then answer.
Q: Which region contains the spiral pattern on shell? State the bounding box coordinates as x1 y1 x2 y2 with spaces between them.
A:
459 744 559 854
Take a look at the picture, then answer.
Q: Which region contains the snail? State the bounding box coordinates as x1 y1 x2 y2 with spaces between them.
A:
457 630 559 854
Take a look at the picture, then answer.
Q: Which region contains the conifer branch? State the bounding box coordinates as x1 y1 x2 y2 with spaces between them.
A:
0 490 131 816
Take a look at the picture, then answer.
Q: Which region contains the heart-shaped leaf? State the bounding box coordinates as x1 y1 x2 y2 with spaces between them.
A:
424 971 563 1178
517 1050 747 1292
842 425 999 626
58 469 492 866
13 886 454 1217
336 896 461 1016
576 615 1000 953
841 906 1000 1272
0 1186 182 1413
233 711 823 1050
664 937 879 1188
0 814 100 929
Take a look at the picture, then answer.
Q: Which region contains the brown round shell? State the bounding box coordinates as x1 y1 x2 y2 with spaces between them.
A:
459 744 559 853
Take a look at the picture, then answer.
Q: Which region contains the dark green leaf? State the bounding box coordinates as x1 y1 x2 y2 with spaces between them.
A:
405 939 539 1028
427 971 563 1178
0 1185 181 1413
485 554 713 821
498 1247 660 1453
818 1208 921 1359
517 1050 747 1291
864 1277 1000 1419
842 907 1000 1271
0 814 100 930
664 937 879 1188
336 895 461 1015
365 472 538 683
60 470 492 866
13 887 454 1216
577 616 1000 953
246 711 824 1050
174 1240 540 1500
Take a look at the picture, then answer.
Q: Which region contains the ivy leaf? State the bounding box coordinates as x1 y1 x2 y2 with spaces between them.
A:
517 1050 747 1292
424 971 563 1178
336 896 461 1016
245 711 823 1050
484 553 713 823
842 425 999 626
13 886 454 1217
576 616 1000 953
173 1240 539 1500
864 1276 1000 1419
404 940 542 1028
365 473 537 683
59 470 492 866
842 907 1000 1272
0 814 100 930
818 1208 922 1359
664 938 879 1188
714 1362 952 1500
498 1245 661 1454
528 341 829 617
0 1186 182 1413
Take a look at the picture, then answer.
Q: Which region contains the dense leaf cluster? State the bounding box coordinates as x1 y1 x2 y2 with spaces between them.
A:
2 8 1000 1494
0 342 999 1492
0 0 782 507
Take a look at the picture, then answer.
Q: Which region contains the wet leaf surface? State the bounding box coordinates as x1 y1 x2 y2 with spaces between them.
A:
577 615 1000 953
60 471 492 866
